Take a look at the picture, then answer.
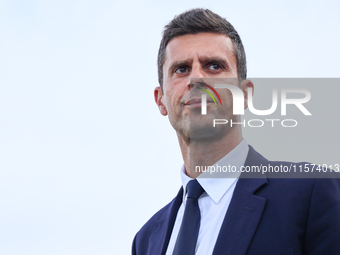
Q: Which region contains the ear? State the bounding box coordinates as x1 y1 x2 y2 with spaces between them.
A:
154 86 168 116
240 80 254 110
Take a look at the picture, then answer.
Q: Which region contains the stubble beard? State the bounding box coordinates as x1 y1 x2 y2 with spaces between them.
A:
171 104 238 144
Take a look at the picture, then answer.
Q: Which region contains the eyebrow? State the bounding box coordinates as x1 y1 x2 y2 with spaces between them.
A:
198 56 229 70
168 56 230 76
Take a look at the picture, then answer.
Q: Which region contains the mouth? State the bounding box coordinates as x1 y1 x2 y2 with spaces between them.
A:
184 98 214 108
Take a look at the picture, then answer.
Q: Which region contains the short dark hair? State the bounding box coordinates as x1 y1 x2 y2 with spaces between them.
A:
157 8 247 87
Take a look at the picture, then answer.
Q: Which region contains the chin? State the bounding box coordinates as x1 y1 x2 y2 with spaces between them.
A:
187 115 229 140
190 124 231 141
188 108 237 141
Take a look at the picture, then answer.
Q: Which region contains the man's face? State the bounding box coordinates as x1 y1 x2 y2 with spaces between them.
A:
155 32 245 140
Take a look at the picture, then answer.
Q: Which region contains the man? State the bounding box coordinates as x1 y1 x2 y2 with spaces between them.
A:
132 8 340 255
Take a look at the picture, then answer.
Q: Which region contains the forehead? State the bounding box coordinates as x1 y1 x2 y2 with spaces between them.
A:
164 33 235 65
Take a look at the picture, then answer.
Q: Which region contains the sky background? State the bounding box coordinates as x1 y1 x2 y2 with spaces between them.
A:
0 0 339 254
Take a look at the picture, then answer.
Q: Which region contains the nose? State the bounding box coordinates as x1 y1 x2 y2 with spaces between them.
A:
190 64 206 79
186 81 195 90
186 64 206 90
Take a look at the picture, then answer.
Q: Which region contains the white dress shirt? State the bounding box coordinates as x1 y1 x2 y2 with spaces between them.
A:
165 139 249 255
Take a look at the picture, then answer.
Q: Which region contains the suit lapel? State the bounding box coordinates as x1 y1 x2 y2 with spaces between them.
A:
147 188 183 255
213 146 268 255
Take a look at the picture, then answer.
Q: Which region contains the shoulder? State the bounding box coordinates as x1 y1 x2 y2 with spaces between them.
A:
136 198 174 237
243 156 340 253
264 160 340 194
132 187 183 254
245 146 340 205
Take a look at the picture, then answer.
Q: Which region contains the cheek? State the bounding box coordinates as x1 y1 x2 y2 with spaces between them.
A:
162 91 174 111
163 93 181 117
218 89 233 102
163 81 187 111
220 90 234 111
164 88 177 104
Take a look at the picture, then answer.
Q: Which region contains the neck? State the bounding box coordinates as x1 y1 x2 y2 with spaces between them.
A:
178 127 242 179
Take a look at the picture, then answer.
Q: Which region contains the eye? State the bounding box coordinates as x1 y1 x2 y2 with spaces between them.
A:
208 63 222 70
175 66 189 74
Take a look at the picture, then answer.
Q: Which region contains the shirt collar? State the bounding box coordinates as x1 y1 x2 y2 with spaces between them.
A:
180 139 249 204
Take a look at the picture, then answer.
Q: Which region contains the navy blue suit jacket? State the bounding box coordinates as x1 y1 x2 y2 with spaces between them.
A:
132 146 340 255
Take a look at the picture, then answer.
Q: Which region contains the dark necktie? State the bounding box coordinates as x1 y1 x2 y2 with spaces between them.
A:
173 179 205 255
